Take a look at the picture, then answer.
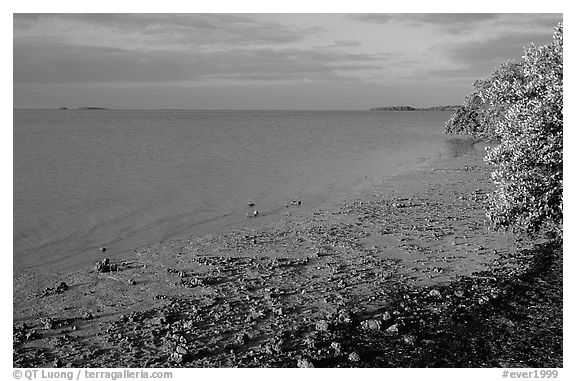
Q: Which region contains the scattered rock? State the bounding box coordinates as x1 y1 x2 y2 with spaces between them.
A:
386 323 399 334
297 358 314 368
94 258 118 273
82 312 93 320
348 352 361 362
170 352 184 364
403 334 416 345
25 330 40 340
40 281 70 297
236 332 250 345
330 341 342 354
175 345 188 355
337 309 353 324
360 319 381 331
315 320 330 332
40 317 55 330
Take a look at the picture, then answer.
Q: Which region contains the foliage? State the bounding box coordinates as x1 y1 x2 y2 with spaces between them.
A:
445 61 524 139
447 23 563 237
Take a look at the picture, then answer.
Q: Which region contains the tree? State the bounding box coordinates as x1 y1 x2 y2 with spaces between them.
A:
447 23 563 237
445 60 524 140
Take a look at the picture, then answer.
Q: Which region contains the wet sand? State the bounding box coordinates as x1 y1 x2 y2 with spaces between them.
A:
13 142 562 368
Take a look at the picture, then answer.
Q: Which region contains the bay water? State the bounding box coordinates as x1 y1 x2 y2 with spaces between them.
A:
14 109 458 270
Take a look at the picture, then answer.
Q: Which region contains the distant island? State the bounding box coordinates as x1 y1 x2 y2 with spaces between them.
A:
370 105 461 111
78 107 110 110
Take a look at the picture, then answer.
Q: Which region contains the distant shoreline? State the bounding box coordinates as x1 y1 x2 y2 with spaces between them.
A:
370 105 461 112
14 107 459 112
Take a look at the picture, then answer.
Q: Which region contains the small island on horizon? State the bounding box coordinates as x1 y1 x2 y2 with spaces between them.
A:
57 106 111 110
370 105 461 112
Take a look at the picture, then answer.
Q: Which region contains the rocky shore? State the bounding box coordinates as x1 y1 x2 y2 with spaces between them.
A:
13 143 562 368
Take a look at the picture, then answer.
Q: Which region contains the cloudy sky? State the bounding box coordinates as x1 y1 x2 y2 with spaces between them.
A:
13 13 562 109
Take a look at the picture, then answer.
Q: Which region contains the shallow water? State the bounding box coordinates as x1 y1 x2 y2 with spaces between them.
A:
14 109 457 270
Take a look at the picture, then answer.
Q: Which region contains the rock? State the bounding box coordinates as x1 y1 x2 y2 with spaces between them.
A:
386 323 399 334
330 341 342 353
236 332 249 345
337 309 353 324
403 334 416 345
83 312 93 320
248 202 255 207
15 322 27 330
429 289 441 298
303 336 316 349
348 352 361 362
99 247 107 252
40 281 71 298
175 345 188 355
253 210 259 217
170 352 183 364
315 320 330 332
128 279 137 285
40 317 55 330
360 319 381 331
56 282 69 293
297 358 314 368
94 258 115 273
381 311 392 321
25 330 39 340
53 358 62 368
152 316 167 325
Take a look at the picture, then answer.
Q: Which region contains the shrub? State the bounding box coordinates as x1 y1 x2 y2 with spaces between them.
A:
445 60 524 140
447 23 563 237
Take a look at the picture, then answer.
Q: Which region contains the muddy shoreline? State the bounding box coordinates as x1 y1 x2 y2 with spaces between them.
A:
13 143 562 368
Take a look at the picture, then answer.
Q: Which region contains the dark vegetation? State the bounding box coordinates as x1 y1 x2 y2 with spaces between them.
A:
446 23 563 238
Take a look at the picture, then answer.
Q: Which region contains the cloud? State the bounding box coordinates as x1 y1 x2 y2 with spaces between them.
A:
444 31 555 66
349 13 561 34
325 40 362 48
352 13 499 25
14 41 386 85
349 13 500 33
422 30 558 81
348 14 395 23
13 13 312 47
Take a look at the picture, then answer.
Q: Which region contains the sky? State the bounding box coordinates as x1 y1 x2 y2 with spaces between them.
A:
13 13 562 110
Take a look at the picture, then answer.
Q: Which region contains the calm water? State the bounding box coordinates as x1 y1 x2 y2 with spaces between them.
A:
14 109 456 270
